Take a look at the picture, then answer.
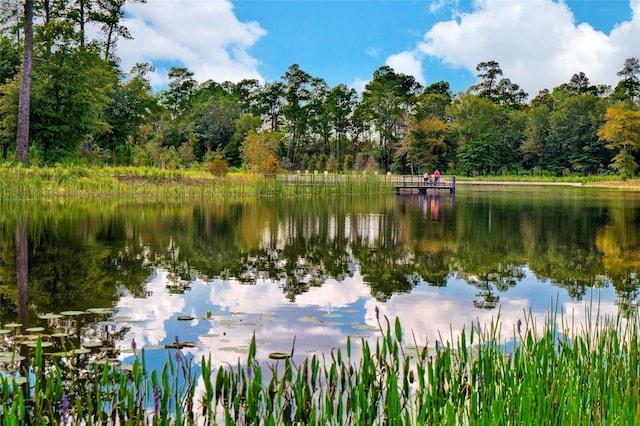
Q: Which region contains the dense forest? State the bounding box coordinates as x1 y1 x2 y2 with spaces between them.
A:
1 1 639 176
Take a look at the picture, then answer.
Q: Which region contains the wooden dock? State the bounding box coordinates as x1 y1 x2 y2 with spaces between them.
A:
393 175 456 194
272 172 456 194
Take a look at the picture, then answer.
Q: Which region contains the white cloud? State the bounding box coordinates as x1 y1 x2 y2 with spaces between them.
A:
118 0 265 89
115 269 186 354
386 51 426 85
394 0 640 97
349 77 369 94
366 46 380 58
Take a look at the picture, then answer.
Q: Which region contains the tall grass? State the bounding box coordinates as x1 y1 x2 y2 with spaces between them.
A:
2 306 640 424
0 166 396 201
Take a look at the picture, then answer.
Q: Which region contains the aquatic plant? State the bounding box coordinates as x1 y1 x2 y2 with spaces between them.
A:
0 165 397 202
2 307 640 424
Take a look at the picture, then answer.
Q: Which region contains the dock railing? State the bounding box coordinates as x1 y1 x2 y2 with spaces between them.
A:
273 172 455 194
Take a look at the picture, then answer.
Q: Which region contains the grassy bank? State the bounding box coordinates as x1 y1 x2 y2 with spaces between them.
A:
0 165 396 201
2 164 639 201
1 308 639 424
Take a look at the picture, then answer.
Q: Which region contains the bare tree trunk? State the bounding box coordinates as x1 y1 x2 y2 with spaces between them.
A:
16 217 29 327
16 0 34 165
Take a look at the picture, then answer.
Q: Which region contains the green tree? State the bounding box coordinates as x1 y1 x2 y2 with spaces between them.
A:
282 64 312 166
307 77 331 157
226 113 262 168
161 67 196 119
471 61 527 108
2 21 116 163
31 24 115 162
612 57 640 104
399 117 448 174
327 83 357 162
470 60 502 100
185 88 241 160
520 104 551 170
233 78 262 115
258 81 285 132
448 94 507 175
92 0 145 63
0 36 21 160
398 83 453 173
97 62 159 164
548 94 608 175
361 65 421 172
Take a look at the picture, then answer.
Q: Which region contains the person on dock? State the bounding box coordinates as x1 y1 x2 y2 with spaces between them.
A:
423 171 431 184
434 169 440 185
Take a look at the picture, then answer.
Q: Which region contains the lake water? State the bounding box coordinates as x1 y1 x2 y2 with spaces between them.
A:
1 185 640 381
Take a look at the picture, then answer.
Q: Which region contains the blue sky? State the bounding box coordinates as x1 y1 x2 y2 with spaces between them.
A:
117 0 638 98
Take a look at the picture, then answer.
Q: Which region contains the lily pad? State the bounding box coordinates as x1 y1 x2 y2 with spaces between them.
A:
268 352 291 360
347 334 370 339
60 311 86 316
9 376 27 385
94 358 119 366
323 313 343 318
51 348 91 357
25 341 54 348
81 341 103 348
112 316 131 322
51 332 69 338
298 316 320 323
176 315 195 321
164 341 198 349
0 329 12 335
0 352 26 362
143 345 165 351
352 324 379 332
38 313 62 320
3 323 22 328
87 307 115 314
21 335 43 342
25 327 45 333
219 346 250 354
218 319 241 328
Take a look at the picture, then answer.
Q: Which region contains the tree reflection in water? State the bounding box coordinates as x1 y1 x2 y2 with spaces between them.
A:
2 188 640 373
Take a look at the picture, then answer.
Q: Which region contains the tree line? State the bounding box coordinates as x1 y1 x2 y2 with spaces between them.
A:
1 1 640 176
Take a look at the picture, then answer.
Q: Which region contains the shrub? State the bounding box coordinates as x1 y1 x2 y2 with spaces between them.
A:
208 157 229 177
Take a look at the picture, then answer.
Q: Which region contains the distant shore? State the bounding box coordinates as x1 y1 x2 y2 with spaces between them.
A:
456 177 640 190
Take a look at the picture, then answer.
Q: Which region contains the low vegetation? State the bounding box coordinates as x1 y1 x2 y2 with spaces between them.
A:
0 165 401 201
1 307 639 424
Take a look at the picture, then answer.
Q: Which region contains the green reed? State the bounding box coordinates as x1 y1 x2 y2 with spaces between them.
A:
2 306 639 424
0 165 395 201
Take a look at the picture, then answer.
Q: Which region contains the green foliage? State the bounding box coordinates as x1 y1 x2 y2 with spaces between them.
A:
0 36 21 85
97 63 161 165
3 22 117 164
448 94 508 175
2 19 640 179
548 94 609 175
3 310 640 424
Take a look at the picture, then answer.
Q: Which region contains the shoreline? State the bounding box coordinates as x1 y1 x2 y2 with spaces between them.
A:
456 179 640 190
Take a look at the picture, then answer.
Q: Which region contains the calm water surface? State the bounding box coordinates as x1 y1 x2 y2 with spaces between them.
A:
1 185 640 380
